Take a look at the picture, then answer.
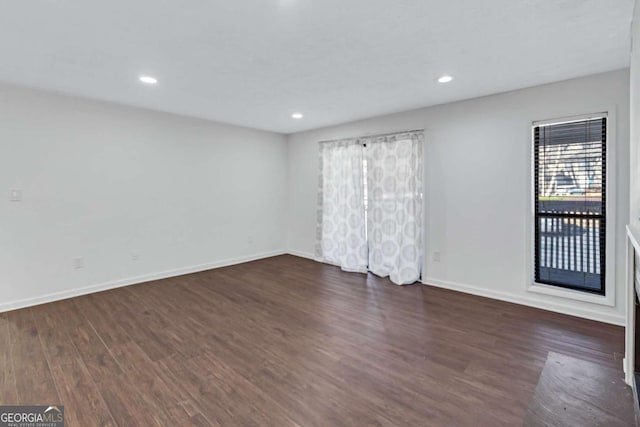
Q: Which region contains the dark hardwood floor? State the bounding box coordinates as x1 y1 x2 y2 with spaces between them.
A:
524 352 634 426
0 255 630 426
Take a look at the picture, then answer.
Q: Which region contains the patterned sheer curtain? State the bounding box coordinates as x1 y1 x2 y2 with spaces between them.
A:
315 140 368 272
316 131 423 284
364 131 423 285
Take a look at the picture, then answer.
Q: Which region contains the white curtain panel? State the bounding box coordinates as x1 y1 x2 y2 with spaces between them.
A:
316 140 368 273
365 132 423 285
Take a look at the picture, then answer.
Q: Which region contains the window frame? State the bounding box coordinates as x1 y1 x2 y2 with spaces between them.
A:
526 110 616 307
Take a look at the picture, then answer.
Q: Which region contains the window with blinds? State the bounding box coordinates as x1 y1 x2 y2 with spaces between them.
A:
533 116 606 294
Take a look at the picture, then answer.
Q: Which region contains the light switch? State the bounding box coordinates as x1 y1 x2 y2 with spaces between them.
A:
10 189 22 202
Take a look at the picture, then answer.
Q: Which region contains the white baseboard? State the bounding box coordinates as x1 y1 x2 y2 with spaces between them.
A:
422 276 625 326
286 249 317 260
0 249 286 313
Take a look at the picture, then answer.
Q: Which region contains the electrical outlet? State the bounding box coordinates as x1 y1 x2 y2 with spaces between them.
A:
131 251 140 261
9 189 22 202
433 251 441 262
247 236 254 244
73 257 84 269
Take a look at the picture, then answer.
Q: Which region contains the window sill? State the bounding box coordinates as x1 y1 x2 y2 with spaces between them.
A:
527 282 614 307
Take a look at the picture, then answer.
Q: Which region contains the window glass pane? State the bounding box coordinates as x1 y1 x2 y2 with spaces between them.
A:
534 117 606 294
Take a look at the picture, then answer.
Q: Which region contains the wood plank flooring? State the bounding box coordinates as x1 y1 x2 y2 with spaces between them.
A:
524 352 634 426
0 255 630 426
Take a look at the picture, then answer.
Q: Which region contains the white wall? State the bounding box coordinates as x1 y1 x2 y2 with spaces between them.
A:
625 0 639 385
287 69 630 325
631 1 640 234
0 84 287 311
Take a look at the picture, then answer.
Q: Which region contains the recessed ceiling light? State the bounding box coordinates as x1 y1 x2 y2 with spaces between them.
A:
139 75 158 85
291 112 304 119
437 75 453 83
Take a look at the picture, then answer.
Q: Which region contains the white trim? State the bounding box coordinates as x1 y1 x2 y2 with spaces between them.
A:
0 250 286 313
627 224 640 254
286 249 318 261
422 276 624 326
528 282 614 306
526 108 617 306
625 225 637 386
604 110 618 303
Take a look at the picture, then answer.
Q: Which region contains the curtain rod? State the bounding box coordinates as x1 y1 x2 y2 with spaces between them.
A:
318 128 424 144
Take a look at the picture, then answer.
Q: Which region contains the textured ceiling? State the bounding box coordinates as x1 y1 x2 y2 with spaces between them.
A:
0 0 633 133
